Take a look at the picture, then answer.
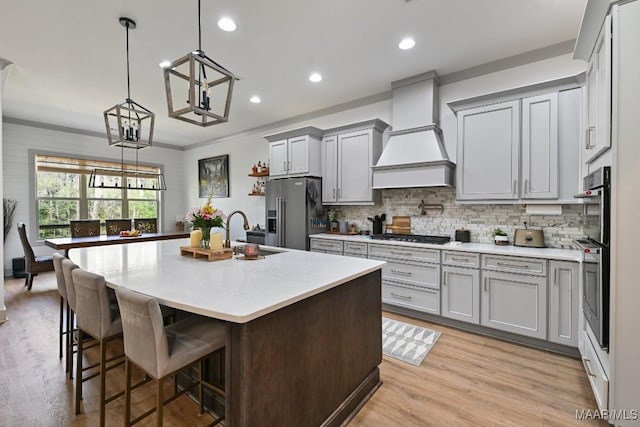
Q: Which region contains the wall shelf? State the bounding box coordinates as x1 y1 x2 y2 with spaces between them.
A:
248 193 265 196
249 171 269 177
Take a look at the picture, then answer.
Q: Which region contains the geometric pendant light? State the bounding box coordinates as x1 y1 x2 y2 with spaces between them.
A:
163 0 237 127
104 17 155 149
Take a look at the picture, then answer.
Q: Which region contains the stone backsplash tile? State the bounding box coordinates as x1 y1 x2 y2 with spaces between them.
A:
329 188 596 249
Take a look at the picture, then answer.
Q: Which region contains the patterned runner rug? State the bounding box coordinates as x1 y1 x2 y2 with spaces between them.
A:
382 317 441 366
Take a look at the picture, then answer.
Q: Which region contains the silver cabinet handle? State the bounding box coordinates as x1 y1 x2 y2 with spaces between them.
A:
390 292 412 300
390 250 412 256
390 269 412 276
283 161 287 172
513 180 517 194
451 257 469 262
332 188 336 199
443 273 447 286
554 269 558 285
584 359 597 378
524 179 529 194
346 245 362 252
338 188 341 198
484 276 488 292
496 262 528 269
585 127 595 149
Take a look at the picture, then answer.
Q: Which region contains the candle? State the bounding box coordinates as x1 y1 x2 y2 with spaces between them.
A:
210 232 223 250
190 229 202 248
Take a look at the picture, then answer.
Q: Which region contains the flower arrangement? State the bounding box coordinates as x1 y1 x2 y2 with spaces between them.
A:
186 195 226 229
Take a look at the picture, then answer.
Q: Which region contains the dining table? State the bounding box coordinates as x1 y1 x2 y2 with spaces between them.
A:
44 231 190 255
69 239 385 426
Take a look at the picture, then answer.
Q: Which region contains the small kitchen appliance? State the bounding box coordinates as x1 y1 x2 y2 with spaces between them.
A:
513 224 545 248
454 229 470 242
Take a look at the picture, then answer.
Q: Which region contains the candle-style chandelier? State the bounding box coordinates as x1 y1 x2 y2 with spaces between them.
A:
163 0 237 127
104 17 155 148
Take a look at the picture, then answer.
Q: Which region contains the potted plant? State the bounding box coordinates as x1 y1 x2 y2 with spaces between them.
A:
327 209 339 232
491 228 509 245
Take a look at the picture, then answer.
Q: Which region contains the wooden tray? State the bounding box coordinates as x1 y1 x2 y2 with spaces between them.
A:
180 246 233 261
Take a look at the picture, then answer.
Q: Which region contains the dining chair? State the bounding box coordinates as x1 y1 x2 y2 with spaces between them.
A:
70 219 101 237
72 267 126 427
133 218 157 233
17 222 54 290
105 219 132 236
115 287 226 426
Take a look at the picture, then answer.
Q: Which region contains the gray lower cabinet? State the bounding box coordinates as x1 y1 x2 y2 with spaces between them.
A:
382 282 440 314
309 238 343 255
549 261 579 347
343 241 368 258
442 265 480 324
481 269 547 340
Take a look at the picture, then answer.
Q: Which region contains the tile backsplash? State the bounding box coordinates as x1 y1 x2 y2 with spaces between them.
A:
331 188 596 249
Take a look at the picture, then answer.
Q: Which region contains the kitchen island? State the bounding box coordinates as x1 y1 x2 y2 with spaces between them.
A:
70 239 385 426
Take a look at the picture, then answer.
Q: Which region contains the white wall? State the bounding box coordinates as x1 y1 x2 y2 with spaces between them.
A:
2 122 185 273
0 59 11 322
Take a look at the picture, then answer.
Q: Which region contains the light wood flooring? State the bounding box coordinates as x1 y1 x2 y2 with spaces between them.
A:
1 272 605 426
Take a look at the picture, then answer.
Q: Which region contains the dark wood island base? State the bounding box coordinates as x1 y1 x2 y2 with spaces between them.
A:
226 270 382 426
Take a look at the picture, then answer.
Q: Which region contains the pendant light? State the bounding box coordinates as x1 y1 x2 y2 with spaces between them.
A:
163 0 237 127
104 17 155 149
94 17 165 191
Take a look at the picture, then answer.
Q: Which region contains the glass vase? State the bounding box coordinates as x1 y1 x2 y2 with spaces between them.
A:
199 226 212 249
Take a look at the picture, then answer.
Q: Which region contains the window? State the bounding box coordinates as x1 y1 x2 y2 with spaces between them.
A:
35 154 161 239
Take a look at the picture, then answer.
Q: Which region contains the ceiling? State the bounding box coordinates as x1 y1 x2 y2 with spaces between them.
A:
0 0 587 149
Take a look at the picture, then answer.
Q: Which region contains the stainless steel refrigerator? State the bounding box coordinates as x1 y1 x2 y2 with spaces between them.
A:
265 177 323 250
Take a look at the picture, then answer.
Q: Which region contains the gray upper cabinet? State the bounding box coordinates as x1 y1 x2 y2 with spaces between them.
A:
521 93 558 199
264 127 323 178
321 119 387 205
453 82 582 203
584 15 612 164
456 100 520 200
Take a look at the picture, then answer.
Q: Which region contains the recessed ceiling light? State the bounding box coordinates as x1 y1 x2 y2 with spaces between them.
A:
399 38 416 50
250 96 261 103
309 73 322 83
218 17 237 32
158 60 171 68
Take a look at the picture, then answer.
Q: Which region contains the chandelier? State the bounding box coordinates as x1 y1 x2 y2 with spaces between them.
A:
163 0 237 127
104 17 155 149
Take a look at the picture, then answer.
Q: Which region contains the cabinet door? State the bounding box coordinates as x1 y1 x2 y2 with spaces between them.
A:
338 129 373 202
269 140 288 177
481 270 547 339
549 261 579 347
457 100 520 200
521 93 558 199
287 136 310 175
321 135 338 203
585 15 612 163
442 266 480 324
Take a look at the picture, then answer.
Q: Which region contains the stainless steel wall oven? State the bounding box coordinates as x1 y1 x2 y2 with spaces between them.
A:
574 166 610 350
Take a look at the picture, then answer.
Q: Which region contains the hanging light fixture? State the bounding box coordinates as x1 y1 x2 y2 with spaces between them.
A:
104 17 155 148
93 17 165 191
163 0 237 127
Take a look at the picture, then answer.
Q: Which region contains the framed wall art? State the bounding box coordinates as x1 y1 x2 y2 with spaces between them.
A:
198 154 229 198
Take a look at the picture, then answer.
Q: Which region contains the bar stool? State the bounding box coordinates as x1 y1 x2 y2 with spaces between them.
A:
52 253 71 371
61 258 81 378
72 268 125 427
115 287 226 426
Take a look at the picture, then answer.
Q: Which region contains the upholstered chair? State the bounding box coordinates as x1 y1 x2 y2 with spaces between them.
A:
105 219 132 235
133 218 157 233
70 219 100 237
17 222 54 290
115 287 226 426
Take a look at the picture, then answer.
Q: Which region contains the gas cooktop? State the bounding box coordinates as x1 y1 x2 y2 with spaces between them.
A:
371 233 451 245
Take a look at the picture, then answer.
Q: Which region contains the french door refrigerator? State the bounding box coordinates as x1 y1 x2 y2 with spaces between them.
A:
265 177 323 250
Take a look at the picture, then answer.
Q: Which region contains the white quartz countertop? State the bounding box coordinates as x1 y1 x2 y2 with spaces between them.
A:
69 239 385 323
311 233 583 262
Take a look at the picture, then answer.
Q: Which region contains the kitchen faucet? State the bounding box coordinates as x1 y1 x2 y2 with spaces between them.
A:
224 210 250 248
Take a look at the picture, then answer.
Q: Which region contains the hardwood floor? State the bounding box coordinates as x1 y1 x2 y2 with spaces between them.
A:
1 272 605 426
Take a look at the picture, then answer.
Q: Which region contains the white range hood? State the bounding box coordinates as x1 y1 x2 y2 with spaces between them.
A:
371 71 455 189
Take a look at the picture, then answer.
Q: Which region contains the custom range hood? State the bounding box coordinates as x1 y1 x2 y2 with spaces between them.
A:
372 71 455 189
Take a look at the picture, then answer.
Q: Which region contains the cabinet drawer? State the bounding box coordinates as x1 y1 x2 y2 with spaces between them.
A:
442 251 480 268
343 241 367 256
582 330 609 411
382 261 440 289
309 239 343 253
382 282 440 314
369 244 439 264
482 254 547 276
